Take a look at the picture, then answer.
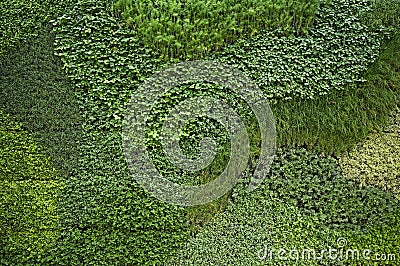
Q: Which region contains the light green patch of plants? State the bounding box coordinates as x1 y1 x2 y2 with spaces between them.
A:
339 105 400 199
112 0 321 60
0 110 59 264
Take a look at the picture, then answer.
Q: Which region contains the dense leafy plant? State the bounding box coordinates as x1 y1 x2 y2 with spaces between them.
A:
272 31 400 154
0 0 74 59
0 27 83 178
339 105 400 200
0 20 192 265
167 148 400 265
47 2 400 263
208 0 394 101
0 23 86 264
112 0 321 60
264 148 399 230
51 0 393 136
0 110 59 265
359 0 400 37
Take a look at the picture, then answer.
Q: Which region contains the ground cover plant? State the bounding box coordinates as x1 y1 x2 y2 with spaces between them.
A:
272 30 400 154
51 0 397 137
339 105 400 200
0 0 74 59
0 110 59 264
0 0 399 265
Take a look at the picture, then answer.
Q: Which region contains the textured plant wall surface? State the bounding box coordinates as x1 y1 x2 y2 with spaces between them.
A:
0 0 399 264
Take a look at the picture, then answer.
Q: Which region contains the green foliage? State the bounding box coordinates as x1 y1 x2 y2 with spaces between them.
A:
112 0 320 60
46 2 400 264
0 19 192 265
341 224 400 266
48 130 191 265
143 82 260 228
48 0 400 174
0 110 59 265
50 0 394 137
360 0 400 37
0 26 83 179
339 105 400 200
0 0 74 59
208 0 390 101
0 115 55 182
167 148 400 265
271 30 400 154
144 82 256 184
264 148 399 230
1 0 399 264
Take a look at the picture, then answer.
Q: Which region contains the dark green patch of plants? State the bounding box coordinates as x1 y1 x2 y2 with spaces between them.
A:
0 18 193 266
266 148 400 230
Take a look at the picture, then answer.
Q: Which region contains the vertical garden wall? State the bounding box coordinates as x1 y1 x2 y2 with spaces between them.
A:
1 0 399 265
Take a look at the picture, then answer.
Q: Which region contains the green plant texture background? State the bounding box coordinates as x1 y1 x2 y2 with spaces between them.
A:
0 0 399 265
